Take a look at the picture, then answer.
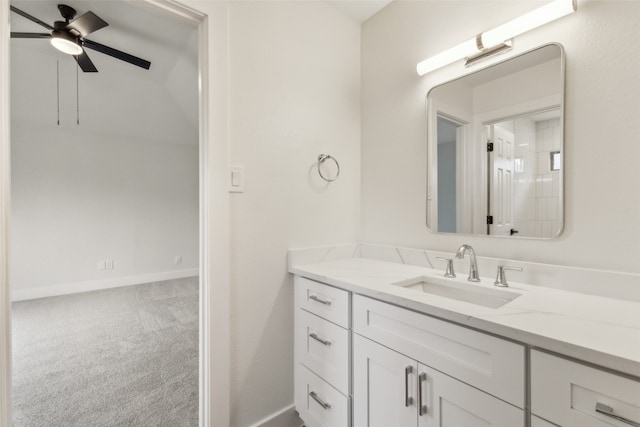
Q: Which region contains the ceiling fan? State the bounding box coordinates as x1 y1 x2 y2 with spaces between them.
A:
10 4 151 72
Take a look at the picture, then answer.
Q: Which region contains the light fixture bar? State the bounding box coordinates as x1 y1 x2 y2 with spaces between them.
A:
416 0 576 76
465 40 513 67
416 37 478 77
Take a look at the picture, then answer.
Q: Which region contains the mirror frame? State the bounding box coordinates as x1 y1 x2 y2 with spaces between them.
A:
426 43 566 239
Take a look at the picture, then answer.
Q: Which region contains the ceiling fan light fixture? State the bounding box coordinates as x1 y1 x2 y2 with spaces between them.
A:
50 30 83 55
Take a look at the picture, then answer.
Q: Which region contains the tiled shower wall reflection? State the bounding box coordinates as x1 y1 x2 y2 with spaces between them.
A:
513 118 538 237
535 118 561 238
514 117 561 238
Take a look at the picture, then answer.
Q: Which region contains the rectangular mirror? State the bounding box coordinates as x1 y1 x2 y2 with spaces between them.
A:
427 44 564 238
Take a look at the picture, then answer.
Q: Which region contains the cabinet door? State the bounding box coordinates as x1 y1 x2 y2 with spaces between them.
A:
353 334 417 427
417 363 524 427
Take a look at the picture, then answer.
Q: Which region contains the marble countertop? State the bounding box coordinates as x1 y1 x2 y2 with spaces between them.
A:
290 257 640 378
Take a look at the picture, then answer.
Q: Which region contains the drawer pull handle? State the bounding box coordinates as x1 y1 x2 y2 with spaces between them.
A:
309 391 331 410
405 365 413 407
418 372 427 416
309 294 332 306
596 402 640 427
309 332 332 346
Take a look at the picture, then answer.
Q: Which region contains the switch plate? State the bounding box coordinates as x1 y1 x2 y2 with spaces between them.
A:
229 166 244 193
175 256 182 265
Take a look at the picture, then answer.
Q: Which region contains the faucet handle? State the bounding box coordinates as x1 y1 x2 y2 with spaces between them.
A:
494 265 523 288
435 257 456 278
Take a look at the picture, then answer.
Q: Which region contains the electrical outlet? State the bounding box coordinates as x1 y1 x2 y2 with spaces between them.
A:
106 260 114 270
175 256 182 265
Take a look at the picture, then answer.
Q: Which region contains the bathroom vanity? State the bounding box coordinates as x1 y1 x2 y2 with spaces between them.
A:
291 255 640 427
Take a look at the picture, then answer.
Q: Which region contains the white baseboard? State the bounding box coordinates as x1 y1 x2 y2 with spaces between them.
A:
10 268 199 302
249 404 303 427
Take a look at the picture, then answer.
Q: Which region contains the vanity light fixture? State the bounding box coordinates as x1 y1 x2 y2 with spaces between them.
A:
416 0 576 76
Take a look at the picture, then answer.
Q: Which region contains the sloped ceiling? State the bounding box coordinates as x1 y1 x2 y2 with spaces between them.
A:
10 0 198 146
326 0 393 23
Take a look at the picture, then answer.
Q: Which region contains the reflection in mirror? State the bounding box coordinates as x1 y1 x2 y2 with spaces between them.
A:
427 44 564 238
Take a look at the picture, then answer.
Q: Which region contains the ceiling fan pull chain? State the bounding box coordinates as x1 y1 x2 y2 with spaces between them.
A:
56 58 60 126
76 62 79 125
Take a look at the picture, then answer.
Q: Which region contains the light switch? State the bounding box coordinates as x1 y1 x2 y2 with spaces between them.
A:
229 166 244 193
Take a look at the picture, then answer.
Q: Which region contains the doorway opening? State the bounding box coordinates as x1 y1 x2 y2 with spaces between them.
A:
435 114 468 234
2 2 208 419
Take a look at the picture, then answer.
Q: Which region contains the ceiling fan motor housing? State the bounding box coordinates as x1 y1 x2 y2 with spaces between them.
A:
57 4 77 22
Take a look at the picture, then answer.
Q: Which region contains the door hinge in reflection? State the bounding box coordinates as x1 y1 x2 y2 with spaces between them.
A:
487 215 494 225
487 142 494 152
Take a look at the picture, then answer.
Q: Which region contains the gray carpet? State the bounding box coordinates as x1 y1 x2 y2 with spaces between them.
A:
11 277 199 427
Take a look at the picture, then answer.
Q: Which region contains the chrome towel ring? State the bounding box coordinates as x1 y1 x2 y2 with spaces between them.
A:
317 154 340 182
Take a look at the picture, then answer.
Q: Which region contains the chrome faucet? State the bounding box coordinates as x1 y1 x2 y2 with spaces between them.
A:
455 244 480 282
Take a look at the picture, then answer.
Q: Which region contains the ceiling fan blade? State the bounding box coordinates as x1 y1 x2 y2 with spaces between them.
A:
74 50 98 73
10 6 54 31
66 12 108 38
11 32 51 39
83 39 151 70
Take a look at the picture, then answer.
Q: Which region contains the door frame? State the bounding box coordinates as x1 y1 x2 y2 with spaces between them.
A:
0 0 231 425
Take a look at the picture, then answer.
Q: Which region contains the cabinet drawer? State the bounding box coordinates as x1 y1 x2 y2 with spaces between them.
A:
296 309 350 394
353 295 525 408
531 350 640 427
295 364 350 427
295 276 350 328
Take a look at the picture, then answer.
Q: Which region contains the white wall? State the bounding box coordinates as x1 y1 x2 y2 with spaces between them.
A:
9 15 199 298
227 2 361 426
473 58 561 114
362 0 640 274
10 126 199 294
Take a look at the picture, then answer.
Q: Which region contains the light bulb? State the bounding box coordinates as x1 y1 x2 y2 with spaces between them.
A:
417 37 478 76
50 32 83 56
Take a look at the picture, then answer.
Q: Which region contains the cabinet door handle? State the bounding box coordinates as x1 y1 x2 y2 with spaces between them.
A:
418 372 427 416
309 391 331 410
309 294 332 306
405 365 413 407
309 332 332 346
595 402 640 427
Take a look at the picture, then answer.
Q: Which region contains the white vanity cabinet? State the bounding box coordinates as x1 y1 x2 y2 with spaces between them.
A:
294 277 352 427
293 273 639 427
531 350 640 427
353 334 524 427
352 295 525 427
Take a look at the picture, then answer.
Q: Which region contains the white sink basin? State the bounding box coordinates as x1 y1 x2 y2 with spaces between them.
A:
393 277 520 309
